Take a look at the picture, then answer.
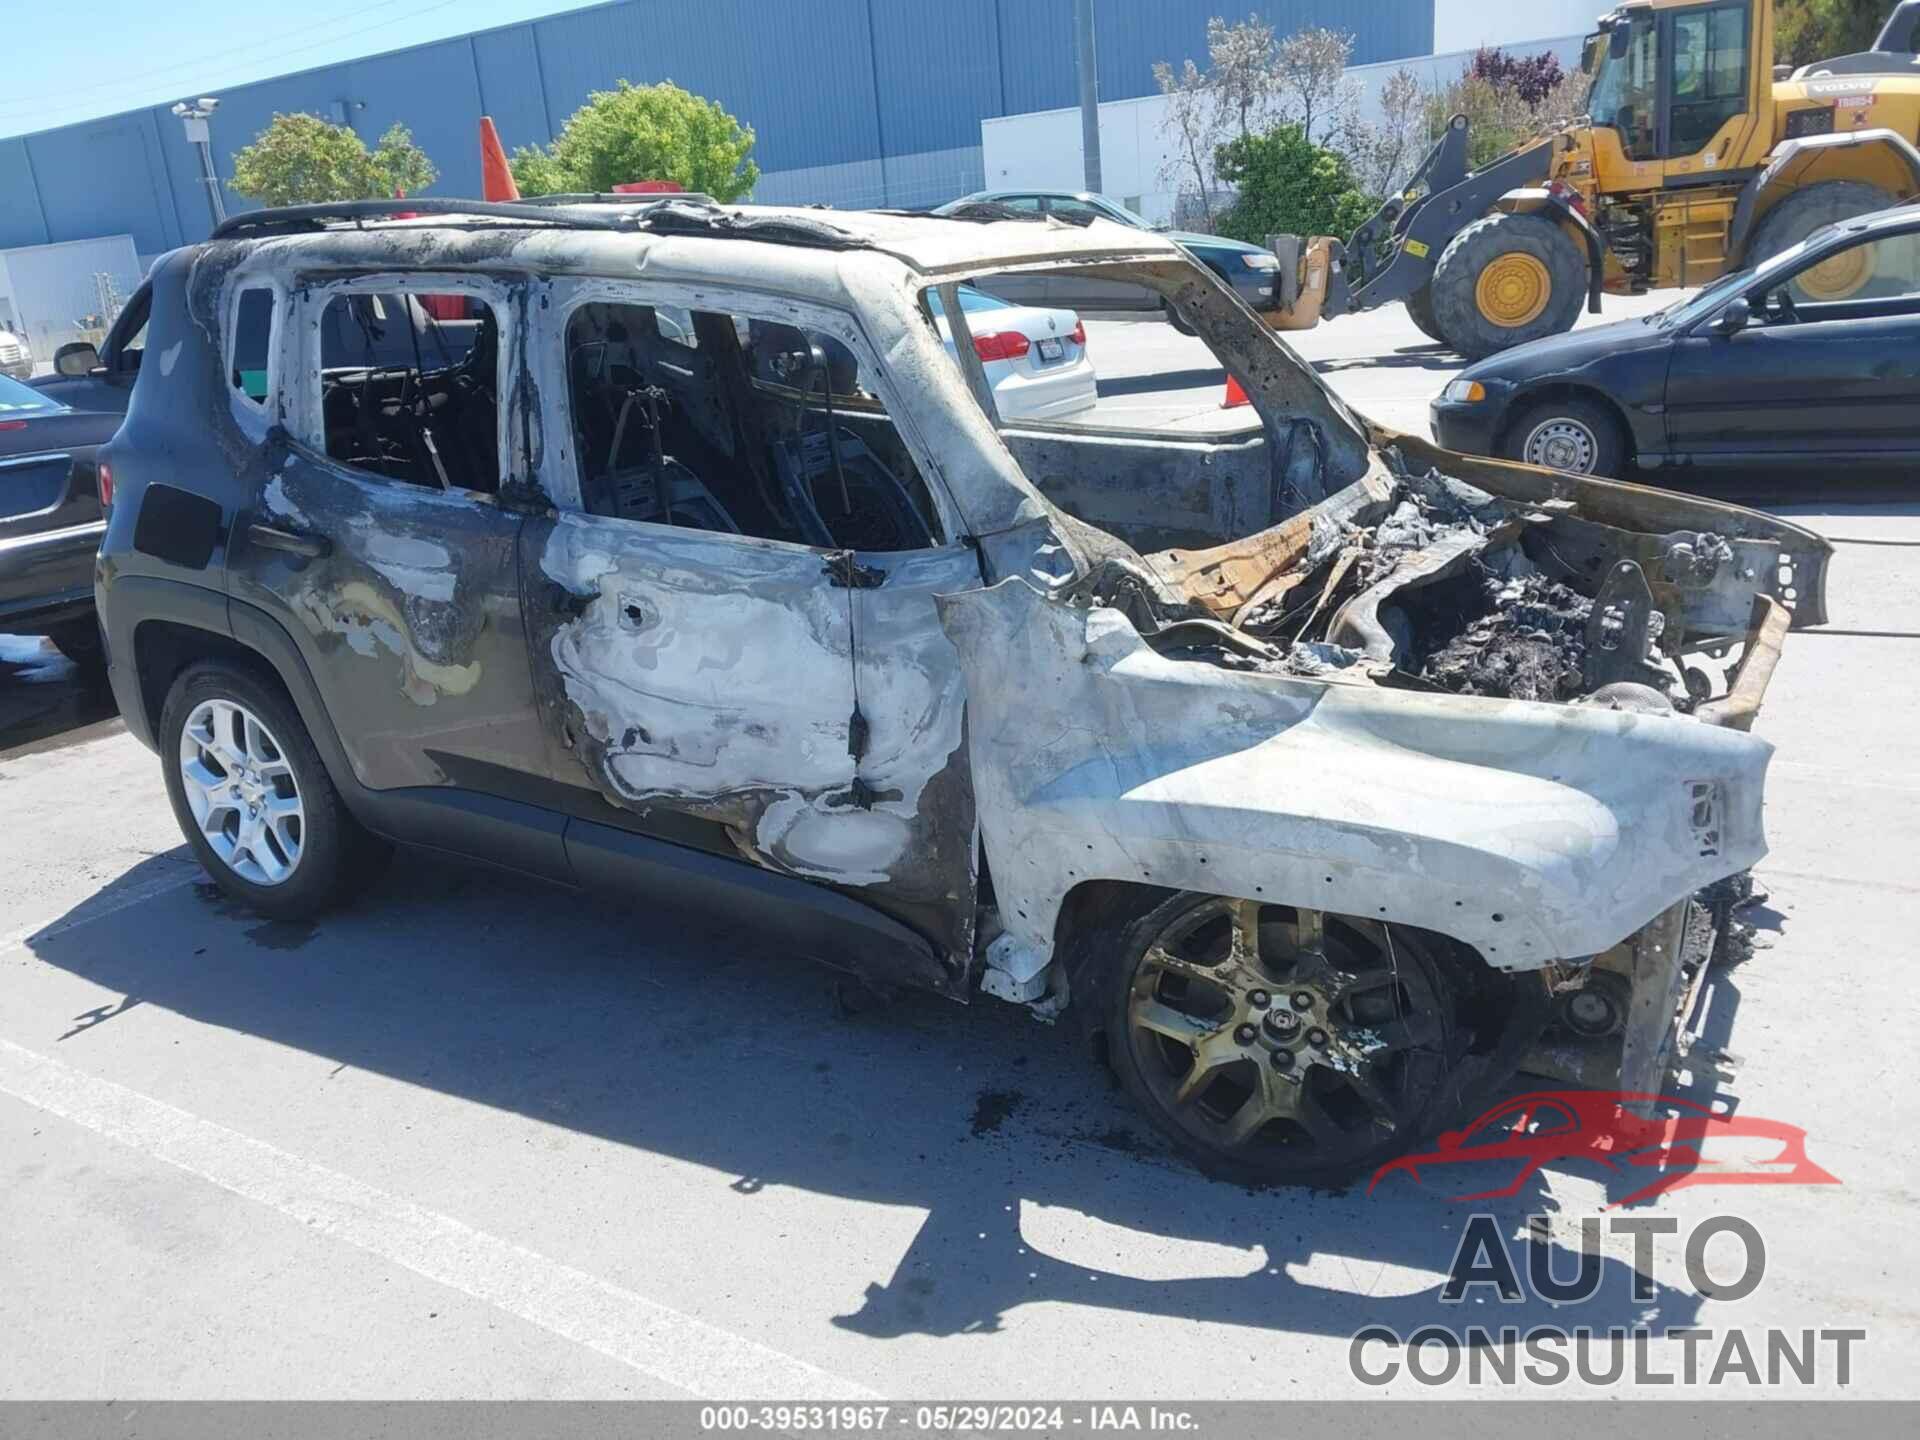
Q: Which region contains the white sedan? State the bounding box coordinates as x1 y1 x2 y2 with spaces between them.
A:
928 286 1097 422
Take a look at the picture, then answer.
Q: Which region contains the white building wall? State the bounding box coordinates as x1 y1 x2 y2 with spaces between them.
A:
1433 0 1601 52
0 235 142 358
980 33 1586 229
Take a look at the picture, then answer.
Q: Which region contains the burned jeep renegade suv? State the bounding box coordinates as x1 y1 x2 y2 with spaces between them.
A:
95 195 1828 1185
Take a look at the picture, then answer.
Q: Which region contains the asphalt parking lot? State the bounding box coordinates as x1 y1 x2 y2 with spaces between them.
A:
2 302 1916 1400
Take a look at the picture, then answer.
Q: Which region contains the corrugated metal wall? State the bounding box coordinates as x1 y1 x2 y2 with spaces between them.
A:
0 0 1434 252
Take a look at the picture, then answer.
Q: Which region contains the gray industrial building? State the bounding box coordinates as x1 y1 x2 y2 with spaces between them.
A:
0 0 1437 264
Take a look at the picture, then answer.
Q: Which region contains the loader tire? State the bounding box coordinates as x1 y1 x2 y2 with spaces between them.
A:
1746 180 1891 302
1430 211 1586 360
1404 283 1445 344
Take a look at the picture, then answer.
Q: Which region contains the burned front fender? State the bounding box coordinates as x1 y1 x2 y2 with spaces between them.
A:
939 578 1770 981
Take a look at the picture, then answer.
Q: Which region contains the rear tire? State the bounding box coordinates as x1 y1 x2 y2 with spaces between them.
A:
1431 211 1586 360
1746 180 1892 302
1405 283 1445 343
1164 298 1197 336
159 661 388 920
1505 395 1628 477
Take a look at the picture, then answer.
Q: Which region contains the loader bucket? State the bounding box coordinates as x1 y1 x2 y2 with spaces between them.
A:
1263 234 1337 331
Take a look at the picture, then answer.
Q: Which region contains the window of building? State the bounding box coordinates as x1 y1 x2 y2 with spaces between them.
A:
563 298 941 551
317 290 500 493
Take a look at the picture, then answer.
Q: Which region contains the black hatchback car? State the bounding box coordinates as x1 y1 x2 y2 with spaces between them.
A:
1431 204 1920 476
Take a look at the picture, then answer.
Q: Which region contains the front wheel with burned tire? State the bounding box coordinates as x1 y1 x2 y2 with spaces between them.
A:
1074 890 1509 1187
159 661 390 920
1430 212 1587 360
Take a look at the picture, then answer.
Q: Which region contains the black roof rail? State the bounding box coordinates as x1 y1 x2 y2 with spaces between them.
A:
210 196 645 239
517 191 719 207
209 193 870 252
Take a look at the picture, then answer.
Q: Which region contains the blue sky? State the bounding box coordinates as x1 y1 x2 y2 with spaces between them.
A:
0 0 599 139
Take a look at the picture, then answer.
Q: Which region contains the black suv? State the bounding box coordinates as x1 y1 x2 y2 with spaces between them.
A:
97 198 1824 1184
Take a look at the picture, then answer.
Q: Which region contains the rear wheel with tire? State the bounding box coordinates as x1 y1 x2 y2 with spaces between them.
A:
1504 395 1628 477
1746 180 1892 302
159 661 388 919
1430 211 1587 359
1404 283 1445 344
1077 890 1472 1187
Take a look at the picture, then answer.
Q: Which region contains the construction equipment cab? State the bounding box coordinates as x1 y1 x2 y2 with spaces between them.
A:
1288 0 1920 357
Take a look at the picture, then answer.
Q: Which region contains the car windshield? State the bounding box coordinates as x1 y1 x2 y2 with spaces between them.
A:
1088 196 1153 229
924 285 1014 318
0 374 60 415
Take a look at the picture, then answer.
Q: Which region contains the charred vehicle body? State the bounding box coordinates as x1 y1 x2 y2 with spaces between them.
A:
93 196 1828 1184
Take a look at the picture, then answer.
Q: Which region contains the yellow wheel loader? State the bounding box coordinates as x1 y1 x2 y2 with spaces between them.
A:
1277 0 1920 357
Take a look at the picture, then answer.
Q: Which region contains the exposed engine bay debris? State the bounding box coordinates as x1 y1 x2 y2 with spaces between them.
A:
1107 452 1761 714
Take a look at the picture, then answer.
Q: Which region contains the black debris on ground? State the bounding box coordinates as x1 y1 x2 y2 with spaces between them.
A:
969 1088 1024 1138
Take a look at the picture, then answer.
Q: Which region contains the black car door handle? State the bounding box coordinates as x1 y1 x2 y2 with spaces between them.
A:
247 523 331 559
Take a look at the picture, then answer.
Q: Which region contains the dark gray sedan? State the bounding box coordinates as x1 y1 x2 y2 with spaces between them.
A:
934 190 1281 318
0 373 119 662
1432 205 1920 477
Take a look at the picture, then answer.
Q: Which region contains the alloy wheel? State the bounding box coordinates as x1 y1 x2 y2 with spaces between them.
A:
1122 899 1447 1171
178 698 306 886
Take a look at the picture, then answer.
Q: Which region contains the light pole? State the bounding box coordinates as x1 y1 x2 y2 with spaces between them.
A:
1074 0 1102 194
171 98 226 230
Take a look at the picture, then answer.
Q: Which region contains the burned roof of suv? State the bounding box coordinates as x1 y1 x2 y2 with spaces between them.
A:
204 195 1183 277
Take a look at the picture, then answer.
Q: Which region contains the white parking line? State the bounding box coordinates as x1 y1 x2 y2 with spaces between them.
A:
0 1037 881 1401
0 867 201 956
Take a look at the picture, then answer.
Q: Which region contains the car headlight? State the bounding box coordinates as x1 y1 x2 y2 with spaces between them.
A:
1443 380 1488 403
1240 253 1281 272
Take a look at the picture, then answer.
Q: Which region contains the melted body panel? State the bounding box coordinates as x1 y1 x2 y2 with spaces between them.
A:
525 511 981 969
231 448 542 791
940 576 1770 979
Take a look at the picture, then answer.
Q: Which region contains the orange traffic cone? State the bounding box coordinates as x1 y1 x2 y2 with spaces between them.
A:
480 117 520 202
1221 374 1251 409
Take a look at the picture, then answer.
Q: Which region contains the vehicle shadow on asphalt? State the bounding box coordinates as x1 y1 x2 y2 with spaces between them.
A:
0 634 120 761
28 849 1708 1346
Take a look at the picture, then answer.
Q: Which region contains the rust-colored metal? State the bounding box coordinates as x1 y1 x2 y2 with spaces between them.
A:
1698 594 1793 731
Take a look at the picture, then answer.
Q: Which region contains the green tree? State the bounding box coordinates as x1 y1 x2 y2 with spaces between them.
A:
368 124 436 198
1213 124 1375 245
1776 0 1888 67
229 114 437 207
509 80 758 200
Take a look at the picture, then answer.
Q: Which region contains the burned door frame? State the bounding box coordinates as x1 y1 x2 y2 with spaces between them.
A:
227 268 562 843
519 274 985 984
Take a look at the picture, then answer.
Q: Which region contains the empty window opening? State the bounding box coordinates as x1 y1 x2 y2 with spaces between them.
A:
319 291 500 494
230 287 274 405
564 300 940 551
